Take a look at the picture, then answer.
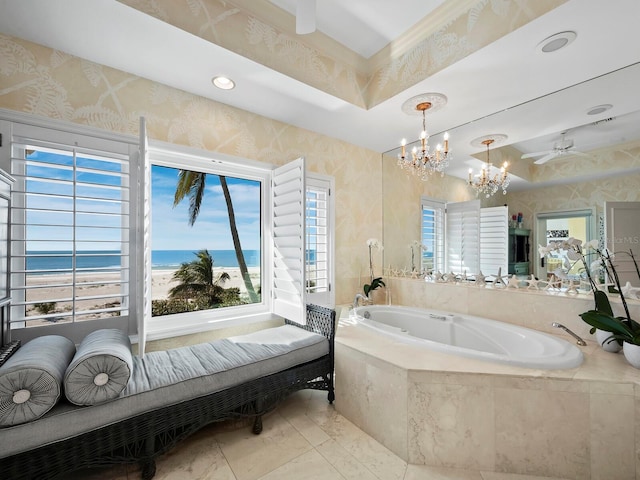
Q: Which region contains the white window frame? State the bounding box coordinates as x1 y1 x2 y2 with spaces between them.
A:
0 112 138 344
421 197 445 273
146 142 276 338
306 174 335 308
0 111 324 342
480 205 509 276
535 208 595 280
446 200 481 275
419 197 509 277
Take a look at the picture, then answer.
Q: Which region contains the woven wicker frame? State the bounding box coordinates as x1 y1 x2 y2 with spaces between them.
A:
0 304 336 480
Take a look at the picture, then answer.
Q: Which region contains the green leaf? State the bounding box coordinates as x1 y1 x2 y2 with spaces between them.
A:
579 310 633 338
363 277 386 297
593 290 614 316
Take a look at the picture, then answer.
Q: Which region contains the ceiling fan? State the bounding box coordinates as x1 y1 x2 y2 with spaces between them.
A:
520 132 590 164
296 0 316 34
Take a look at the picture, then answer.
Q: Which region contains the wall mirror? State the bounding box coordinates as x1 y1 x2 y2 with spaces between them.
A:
382 61 640 290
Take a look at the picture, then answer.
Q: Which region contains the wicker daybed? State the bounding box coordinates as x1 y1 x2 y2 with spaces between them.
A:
0 304 336 480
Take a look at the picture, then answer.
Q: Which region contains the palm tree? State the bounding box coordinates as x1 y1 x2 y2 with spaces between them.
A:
173 171 259 302
168 249 231 301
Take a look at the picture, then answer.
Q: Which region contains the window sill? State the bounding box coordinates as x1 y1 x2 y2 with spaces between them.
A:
140 306 281 343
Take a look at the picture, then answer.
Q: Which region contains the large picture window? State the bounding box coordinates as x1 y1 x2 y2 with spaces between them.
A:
1 115 334 343
150 165 262 317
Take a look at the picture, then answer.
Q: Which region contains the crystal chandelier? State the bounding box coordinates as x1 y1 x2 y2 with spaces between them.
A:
397 100 451 180
468 138 510 197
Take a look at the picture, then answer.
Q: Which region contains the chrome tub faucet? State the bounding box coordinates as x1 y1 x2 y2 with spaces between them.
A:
552 322 587 346
353 293 367 309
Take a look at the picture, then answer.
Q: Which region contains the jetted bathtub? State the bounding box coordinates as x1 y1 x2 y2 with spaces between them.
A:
351 305 583 369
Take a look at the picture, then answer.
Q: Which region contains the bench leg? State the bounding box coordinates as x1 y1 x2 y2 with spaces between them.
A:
140 434 157 479
252 415 263 434
140 459 156 480
327 372 335 404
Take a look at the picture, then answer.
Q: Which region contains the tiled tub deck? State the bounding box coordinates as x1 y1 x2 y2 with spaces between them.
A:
335 305 640 480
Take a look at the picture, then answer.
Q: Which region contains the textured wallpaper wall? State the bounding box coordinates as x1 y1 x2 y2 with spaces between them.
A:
0 33 381 305
2 23 638 308
118 0 566 109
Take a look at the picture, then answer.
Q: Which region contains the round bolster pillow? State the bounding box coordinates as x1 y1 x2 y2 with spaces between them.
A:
0 335 76 427
64 329 133 406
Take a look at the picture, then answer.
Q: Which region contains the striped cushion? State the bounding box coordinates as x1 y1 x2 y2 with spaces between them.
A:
64 329 133 406
0 335 76 426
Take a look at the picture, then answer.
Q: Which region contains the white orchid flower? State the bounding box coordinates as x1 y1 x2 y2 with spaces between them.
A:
584 239 599 250
566 249 581 261
590 260 602 273
567 237 582 247
538 245 548 258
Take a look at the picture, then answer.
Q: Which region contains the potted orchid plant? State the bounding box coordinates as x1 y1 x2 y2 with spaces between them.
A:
578 247 640 365
540 238 640 366
363 238 385 298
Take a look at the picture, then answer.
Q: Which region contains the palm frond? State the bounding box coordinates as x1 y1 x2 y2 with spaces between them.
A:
173 170 207 226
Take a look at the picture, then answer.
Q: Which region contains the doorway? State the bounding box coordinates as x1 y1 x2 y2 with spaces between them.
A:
535 209 595 280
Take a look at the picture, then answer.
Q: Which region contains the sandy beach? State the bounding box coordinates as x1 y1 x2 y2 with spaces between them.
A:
22 267 261 323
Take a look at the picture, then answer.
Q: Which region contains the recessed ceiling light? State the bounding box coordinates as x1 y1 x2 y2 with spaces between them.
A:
586 104 613 115
212 76 235 90
536 31 577 53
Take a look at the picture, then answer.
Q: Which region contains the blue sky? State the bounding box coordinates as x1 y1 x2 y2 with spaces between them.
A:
23 149 261 252
151 165 261 251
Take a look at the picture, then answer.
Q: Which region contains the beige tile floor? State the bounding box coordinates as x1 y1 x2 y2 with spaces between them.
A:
76 389 570 480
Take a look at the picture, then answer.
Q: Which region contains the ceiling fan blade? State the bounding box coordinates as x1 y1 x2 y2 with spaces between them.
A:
296 0 316 34
567 150 590 158
521 150 553 159
534 153 558 165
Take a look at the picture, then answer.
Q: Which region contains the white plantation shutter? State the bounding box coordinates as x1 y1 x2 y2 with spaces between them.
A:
480 206 509 276
421 197 445 273
446 200 480 274
271 158 306 324
7 121 134 341
136 117 151 356
305 175 333 307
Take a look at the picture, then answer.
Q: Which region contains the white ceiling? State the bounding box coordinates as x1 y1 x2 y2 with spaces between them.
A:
0 0 639 189
268 0 446 58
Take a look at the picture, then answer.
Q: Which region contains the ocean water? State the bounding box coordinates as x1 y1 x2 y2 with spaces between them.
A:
26 250 261 273
152 250 260 269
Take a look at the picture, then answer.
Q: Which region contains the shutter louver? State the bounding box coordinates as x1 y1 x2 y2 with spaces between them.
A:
421 198 445 273
9 126 131 327
446 200 480 275
480 206 509 276
271 158 305 323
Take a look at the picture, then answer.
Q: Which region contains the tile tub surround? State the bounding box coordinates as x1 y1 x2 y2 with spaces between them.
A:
388 277 640 343
335 311 640 480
